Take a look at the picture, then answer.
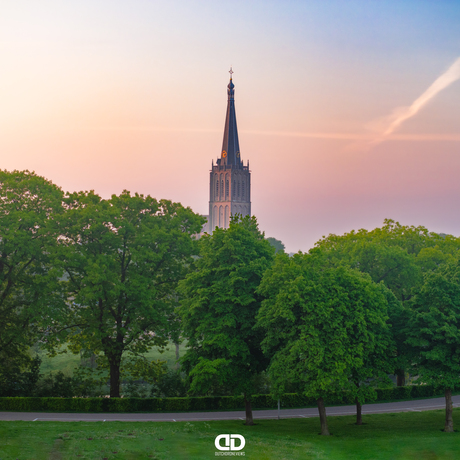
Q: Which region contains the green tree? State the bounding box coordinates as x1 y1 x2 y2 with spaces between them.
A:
257 253 393 434
315 223 422 302
313 219 460 386
266 237 285 254
415 246 456 274
177 216 275 425
0 170 63 383
349 283 397 425
48 190 204 398
315 219 460 299
407 260 460 432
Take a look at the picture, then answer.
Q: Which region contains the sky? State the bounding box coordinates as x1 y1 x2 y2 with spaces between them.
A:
1 0 460 253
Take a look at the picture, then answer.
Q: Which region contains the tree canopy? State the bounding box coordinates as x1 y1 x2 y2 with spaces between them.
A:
315 219 460 295
312 219 460 385
407 259 460 432
46 190 204 397
0 170 63 382
177 216 275 425
266 237 285 254
257 252 394 434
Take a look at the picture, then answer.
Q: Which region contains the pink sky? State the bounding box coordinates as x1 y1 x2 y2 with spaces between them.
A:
1 1 460 252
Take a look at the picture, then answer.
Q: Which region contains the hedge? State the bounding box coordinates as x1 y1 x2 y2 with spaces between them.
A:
0 384 448 413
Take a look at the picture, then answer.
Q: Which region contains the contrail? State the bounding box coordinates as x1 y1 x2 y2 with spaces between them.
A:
382 56 460 136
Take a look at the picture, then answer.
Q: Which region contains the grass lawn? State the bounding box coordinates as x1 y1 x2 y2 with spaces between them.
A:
1 409 459 459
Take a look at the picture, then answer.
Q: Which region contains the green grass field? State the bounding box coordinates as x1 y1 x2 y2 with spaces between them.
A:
1 409 459 459
37 343 186 376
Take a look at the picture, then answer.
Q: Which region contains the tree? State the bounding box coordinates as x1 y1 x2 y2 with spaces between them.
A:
407 260 460 432
177 215 275 425
0 170 63 380
315 219 460 298
349 283 397 425
314 223 422 302
313 219 460 386
257 253 393 434
48 190 204 398
266 237 285 254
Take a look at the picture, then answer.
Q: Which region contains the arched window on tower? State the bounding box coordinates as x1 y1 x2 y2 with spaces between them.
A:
242 181 245 199
237 181 240 198
213 205 218 229
225 205 229 228
225 178 229 198
233 180 236 198
219 205 223 228
221 179 224 199
216 177 219 199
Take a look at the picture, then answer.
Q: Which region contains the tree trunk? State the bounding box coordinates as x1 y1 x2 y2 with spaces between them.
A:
109 358 122 398
355 397 363 425
244 396 254 426
444 388 454 432
396 369 405 387
317 397 330 435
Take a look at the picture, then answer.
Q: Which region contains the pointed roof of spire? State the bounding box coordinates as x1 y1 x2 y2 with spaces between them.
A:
220 67 243 167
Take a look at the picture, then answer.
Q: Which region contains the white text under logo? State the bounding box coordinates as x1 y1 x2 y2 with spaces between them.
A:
215 434 246 456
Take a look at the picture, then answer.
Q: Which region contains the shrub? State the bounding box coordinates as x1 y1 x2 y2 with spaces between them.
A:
375 388 395 401
393 386 413 400
122 381 150 399
0 357 41 397
34 372 74 398
150 370 189 398
0 384 449 413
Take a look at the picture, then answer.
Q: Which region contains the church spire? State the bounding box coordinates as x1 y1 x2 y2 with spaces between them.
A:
209 69 251 231
220 67 242 167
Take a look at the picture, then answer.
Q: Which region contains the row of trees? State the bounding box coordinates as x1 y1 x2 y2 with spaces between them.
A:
313 220 460 432
178 218 460 434
0 170 204 399
2 169 460 434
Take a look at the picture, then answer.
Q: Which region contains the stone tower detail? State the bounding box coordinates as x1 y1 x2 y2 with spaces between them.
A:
209 70 251 230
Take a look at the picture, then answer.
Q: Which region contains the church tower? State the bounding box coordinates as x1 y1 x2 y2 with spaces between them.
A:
209 69 251 230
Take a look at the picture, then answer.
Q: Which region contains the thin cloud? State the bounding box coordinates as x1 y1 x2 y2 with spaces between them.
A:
72 57 460 147
369 57 460 142
242 130 460 142
241 130 371 140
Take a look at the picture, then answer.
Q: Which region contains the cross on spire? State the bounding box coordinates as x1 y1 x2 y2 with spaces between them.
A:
229 66 234 79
